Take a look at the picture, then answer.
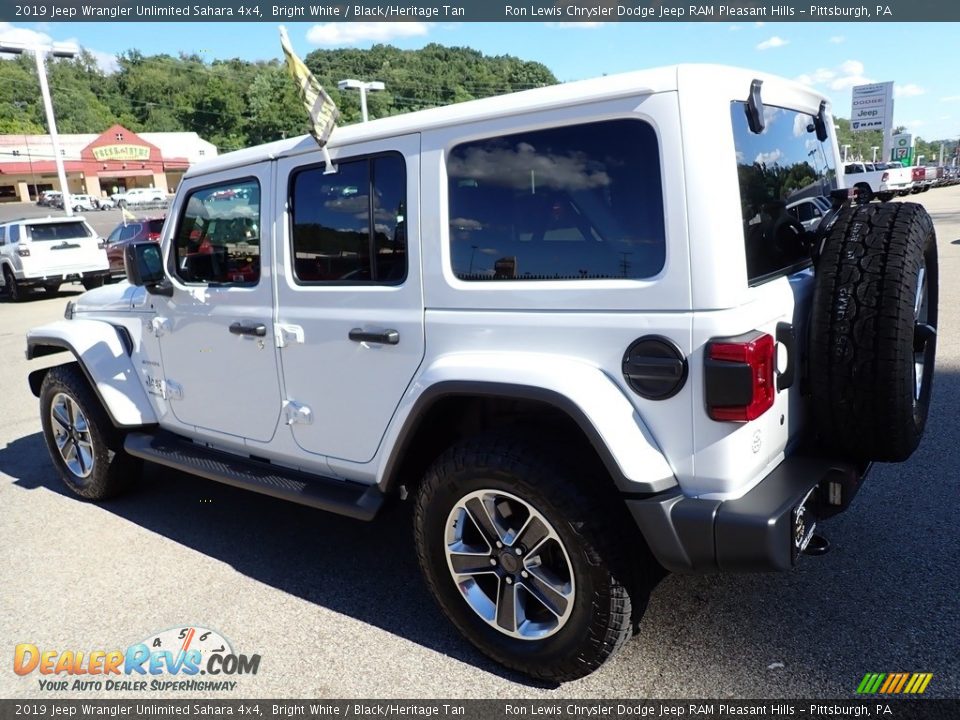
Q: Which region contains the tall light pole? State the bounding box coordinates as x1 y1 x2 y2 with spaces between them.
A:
871 146 879 163
0 40 78 215
842 144 850 163
337 79 385 123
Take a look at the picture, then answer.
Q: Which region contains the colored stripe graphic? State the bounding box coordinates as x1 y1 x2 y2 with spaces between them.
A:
857 672 933 694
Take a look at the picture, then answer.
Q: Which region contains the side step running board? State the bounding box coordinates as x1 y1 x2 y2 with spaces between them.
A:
124 431 384 521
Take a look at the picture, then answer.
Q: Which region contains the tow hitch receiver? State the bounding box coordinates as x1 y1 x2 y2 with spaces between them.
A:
792 487 818 560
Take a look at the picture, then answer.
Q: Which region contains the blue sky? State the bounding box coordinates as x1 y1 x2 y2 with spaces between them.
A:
2 20 958 141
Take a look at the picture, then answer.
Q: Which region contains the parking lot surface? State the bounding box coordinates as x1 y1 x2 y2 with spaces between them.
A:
1 193 958 698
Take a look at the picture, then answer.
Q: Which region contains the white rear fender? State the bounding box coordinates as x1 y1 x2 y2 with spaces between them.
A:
26 320 157 428
381 352 677 494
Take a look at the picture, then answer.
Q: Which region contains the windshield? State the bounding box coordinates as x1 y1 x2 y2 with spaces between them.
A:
27 222 93 241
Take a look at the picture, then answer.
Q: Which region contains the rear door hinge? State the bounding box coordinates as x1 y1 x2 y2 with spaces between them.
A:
275 323 305 348
283 400 313 425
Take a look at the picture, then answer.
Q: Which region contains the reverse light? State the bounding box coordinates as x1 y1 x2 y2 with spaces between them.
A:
97 239 107 250
881 172 890 182
705 332 776 422
17 246 30 257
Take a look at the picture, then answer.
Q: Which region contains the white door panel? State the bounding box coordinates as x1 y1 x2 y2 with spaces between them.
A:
155 165 283 442
276 134 425 463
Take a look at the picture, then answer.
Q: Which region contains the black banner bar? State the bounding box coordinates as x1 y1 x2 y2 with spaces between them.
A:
0 700 958 720
1 0 958 22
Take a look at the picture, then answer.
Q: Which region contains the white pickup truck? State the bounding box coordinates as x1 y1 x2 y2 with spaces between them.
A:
843 161 913 202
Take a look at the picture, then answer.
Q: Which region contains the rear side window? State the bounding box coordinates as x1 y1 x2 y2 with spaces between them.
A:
9 225 19 243
732 102 837 284
172 179 261 286
447 119 665 281
27 222 91 241
290 154 407 284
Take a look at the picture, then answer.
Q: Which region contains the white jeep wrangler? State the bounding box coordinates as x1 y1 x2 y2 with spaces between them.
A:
26 65 938 681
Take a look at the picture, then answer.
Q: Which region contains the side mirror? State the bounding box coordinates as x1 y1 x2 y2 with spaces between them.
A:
124 242 173 296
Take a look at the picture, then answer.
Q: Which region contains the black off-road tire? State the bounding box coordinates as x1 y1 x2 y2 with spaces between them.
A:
414 432 648 682
3 266 22 302
39 363 141 500
855 183 874 203
877 192 894 203
81 275 105 291
809 202 938 461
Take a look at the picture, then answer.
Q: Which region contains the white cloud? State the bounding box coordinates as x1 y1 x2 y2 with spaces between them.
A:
756 36 788 50
0 22 117 73
798 59 873 90
829 35 845 44
942 95 960 102
794 113 813 137
904 119 926 128
306 22 432 45
894 84 925 98
729 25 742 31
545 22 605 28
755 21 766 27
755 149 783 165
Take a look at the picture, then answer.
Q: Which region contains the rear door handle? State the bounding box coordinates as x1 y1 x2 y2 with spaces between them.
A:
229 322 267 337
349 328 399 345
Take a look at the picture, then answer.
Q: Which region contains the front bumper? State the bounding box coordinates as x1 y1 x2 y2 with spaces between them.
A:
627 455 870 573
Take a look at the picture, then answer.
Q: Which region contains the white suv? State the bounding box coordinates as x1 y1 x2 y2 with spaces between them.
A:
1 216 109 300
111 187 166 208
24 65 938 681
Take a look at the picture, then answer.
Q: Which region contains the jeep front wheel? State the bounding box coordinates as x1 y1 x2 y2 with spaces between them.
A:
39 364 140 500
414 433 641 681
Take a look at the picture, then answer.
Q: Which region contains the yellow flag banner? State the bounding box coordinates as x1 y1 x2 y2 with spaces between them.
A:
279 25 340 147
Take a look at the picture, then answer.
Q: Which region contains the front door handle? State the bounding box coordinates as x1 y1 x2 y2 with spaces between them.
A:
229 322 267 337
349 328 399 345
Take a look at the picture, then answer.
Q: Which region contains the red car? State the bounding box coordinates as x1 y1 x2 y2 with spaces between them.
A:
105 218 165 279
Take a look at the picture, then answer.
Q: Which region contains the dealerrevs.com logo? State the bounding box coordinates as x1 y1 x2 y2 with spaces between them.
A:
14 626 261 692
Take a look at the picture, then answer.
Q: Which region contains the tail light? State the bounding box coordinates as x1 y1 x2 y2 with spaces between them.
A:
705 332 776 422
881 171 889 182
17 246 30 257
147 232 161 241
97 239 107 250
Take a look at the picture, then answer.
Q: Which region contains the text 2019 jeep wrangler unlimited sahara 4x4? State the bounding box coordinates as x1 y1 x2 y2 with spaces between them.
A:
26 65 938 681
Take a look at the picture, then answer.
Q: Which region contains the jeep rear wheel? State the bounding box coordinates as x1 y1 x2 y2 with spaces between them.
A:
39 364 140 500
414 433 644 681
809 202 938 462
3 266 22 302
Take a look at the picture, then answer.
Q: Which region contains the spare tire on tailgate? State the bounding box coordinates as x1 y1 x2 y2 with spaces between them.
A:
809 202 938 462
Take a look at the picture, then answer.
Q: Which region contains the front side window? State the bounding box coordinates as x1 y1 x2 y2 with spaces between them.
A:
172 179 261 285
732 102 837 284
447 119 665 281
290 154 407 283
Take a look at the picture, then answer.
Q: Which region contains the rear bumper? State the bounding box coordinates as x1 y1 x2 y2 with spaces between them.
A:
627 455 870 573
20 268 110 285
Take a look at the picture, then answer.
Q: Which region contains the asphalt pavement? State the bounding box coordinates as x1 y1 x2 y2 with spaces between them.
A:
0 191 958 699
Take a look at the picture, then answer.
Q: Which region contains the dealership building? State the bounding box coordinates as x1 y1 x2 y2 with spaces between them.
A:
0 124 217 203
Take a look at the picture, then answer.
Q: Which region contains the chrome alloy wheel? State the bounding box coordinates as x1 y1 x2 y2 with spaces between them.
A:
50 392 95 480
913 261 935 402
444 489 575 640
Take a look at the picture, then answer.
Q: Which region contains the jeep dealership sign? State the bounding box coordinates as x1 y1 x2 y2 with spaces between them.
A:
850 82 894 132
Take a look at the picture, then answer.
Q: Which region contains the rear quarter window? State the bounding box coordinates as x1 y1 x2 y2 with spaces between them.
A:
447 119 666 281
731 102 837 284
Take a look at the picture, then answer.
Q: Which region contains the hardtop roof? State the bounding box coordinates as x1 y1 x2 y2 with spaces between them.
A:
185 64 829 179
